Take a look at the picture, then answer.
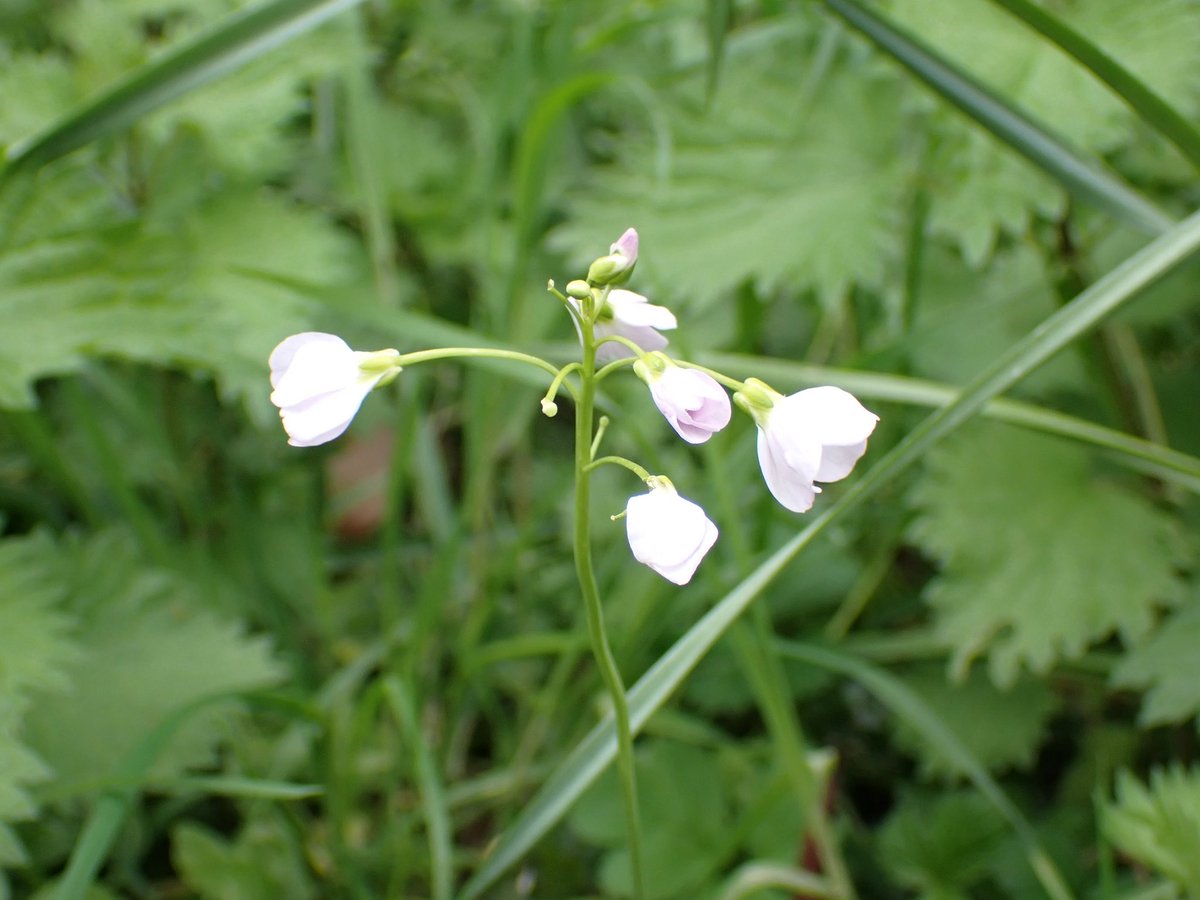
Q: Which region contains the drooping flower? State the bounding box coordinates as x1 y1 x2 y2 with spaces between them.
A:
625 478 718 585
269 332 401 447
592 288 677 363
633 353 731 444
586 227 639 286
737 381 879 513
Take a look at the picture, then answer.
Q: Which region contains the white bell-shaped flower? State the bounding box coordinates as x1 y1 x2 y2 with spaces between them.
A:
754 385 879 513
634 354 731 444
625 478 718 585
269 332 400 447
594 289 677 363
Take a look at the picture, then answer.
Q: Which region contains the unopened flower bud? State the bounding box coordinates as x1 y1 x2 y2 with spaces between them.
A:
586 227 639 286
541 398 558 417
565 279 592 299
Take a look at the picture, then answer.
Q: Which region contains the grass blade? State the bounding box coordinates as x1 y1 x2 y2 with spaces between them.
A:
1 0 366 179
383 677 453 900
776 641 1073 900
985 0 1200 169
459 204 1200 899
819 0 1175 235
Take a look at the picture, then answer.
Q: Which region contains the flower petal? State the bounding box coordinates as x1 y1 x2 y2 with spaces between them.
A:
270 341 363 408
607 290 677 330
778 386 879 448
269 332 351 388
626 488 718 585
756 421 822 513
278 381 374 447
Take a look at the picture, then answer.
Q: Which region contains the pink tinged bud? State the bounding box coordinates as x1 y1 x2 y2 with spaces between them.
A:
268 332 398 447
610 227 639 266
625 483 718 585
756 386 879 513
594 289 677 363
586 227 640 285
646 366 731 444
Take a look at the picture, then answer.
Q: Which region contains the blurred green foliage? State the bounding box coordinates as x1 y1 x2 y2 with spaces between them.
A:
2 0 1200 897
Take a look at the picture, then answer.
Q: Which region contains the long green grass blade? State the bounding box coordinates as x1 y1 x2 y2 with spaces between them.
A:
696 354 1200 494
985 0 1200 169
776 641 1073 900
1 0 366 180
459 205 1200 899
819 0 1175 235
383 677 453 900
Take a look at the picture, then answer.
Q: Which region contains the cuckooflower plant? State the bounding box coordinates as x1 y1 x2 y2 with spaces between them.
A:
268 226 880 898
633 352 731 444
625 477 718 585
736 380 880 513
269 332 401 447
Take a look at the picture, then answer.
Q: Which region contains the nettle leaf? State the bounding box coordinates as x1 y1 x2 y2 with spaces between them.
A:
1103 766 1200 897
889 0 1200 262
21 531 284 789
1111 597 1200 726
554 44 914 311
0 533 79 867
0 180 360 421
878 789 1008 899
890 666 1057 779
908 243 1085 396
910 423 1187 687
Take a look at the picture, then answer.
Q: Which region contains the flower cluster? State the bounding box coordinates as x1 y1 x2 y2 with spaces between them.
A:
267 227 879 585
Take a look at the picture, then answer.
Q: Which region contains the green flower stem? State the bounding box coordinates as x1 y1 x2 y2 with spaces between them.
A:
573 314 647 899
674 359 747 393
585 455 652 481
396 347 571 393
595 356 640 382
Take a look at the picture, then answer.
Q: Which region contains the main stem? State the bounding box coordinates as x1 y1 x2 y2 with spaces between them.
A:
574 318 646 900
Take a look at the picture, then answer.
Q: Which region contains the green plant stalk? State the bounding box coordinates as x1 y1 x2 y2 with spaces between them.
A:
573 313 646 900
985 0 1200 169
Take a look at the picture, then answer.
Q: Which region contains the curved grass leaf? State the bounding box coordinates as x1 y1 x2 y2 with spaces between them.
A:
459 205 1200 899
1 0 366 181
776 641 1069 899
696 353 1200 494
985 0 1200 169
819 0 1175 235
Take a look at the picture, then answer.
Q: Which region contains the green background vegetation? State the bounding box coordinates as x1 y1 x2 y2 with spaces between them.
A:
3 0 1200 897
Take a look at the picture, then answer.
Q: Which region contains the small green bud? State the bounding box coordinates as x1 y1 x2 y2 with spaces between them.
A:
586 227 639 286
540 398 558 417
565 279 591 299
732 377 779 427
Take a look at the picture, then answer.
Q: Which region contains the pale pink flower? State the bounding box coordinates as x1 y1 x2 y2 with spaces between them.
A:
625 480 718 585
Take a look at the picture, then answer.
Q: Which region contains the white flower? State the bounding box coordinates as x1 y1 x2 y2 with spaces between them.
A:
268 332 400 447
753 385 879 513
634 354 731 444
625 479 718 585
593 289 677 363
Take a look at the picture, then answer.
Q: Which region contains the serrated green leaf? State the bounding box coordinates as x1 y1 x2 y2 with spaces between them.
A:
1112 598 1200 725
910 423 1188 686
0 183 360 418
0 532 80 866
172 816 315 900
555 43 913 310
1103 766 1200 896
21 531 284 789
569 741 732 900
891 666 1057 779
879 790 1008 899
909 244 1085 394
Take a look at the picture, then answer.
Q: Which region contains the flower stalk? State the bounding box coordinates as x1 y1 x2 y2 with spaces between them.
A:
573 305 647 900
